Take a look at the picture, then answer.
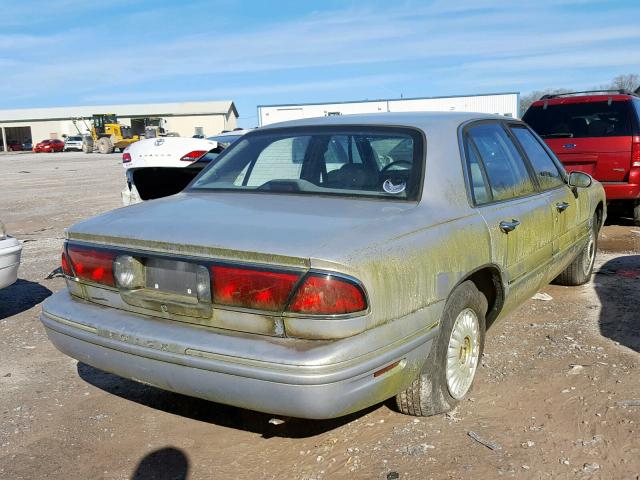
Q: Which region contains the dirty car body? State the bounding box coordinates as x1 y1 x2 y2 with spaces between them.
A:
40 112 605 419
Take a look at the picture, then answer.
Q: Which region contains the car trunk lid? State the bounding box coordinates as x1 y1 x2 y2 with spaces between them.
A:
65 192 428 336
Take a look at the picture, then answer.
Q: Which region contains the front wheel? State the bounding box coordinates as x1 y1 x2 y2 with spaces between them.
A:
396 281 487 416
97 137 114 154
555 213 598 286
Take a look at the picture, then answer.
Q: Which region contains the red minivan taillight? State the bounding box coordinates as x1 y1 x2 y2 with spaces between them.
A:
180 150 207 162
66 244 116 286
632 136 640 168
211 265 300 311
122 152 132 163
288 274 367 315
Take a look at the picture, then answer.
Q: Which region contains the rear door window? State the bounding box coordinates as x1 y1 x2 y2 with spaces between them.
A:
465 122 536 203
509 126 565 190
523 100 634 138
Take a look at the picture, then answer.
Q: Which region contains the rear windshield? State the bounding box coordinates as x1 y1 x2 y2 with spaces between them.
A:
190 126 424 200
523 100 635 138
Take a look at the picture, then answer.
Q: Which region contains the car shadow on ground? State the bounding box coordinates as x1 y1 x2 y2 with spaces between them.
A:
595 254 640 353
132 447 189 480
77 363 382 439
0 279 52 320
604 209 636 227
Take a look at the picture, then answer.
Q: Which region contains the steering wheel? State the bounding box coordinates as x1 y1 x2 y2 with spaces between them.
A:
380 160 412 175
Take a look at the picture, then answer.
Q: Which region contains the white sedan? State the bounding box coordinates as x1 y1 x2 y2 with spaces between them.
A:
0 221 22 289
121 137 218 205
120 131 250 205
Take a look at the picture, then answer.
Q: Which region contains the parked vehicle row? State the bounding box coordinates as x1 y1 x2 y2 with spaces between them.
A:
40 112 605 419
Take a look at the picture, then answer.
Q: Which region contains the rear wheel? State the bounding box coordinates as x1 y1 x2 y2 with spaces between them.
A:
82 141 93 154
97 137 114 154
555 213 598 286
395 281 487 416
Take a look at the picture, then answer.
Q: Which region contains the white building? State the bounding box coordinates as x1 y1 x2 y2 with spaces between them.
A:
258 92 519 126
0 100 238 151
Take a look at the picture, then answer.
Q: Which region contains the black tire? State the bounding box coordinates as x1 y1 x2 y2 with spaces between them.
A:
633 202 640 227
97 137 114 154
555 213 598 286
396 281 487 416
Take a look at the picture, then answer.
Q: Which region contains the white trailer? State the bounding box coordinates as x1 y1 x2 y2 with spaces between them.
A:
258 92 519 126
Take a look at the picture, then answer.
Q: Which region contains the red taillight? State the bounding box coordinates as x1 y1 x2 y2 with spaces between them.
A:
289 274 366 315
180 150 207 162
122 152 132 163
211 265 300 311
61 250 73 276
632 136 640 168
66 245 116 286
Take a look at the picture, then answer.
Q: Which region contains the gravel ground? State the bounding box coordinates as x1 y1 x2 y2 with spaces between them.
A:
0 152 638 480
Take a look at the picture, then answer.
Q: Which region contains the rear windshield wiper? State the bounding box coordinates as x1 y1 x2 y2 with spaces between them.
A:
540 133 574 138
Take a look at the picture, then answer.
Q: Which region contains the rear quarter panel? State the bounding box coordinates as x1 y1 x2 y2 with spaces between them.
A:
347 212 491 330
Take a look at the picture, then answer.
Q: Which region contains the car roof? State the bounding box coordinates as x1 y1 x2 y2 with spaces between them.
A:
259 111 509 131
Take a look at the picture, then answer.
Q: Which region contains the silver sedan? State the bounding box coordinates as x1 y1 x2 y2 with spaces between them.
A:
40 112 605 419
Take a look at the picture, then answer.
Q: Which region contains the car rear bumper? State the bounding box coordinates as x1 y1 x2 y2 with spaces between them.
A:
0 237 22 289
40 290 437 419
601 181 640 200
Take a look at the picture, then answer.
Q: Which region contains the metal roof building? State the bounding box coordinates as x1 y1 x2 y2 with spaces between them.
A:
0 100 238 151
258 92 519 126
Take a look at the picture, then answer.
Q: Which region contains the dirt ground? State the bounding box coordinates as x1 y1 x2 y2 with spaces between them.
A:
0 152 638 480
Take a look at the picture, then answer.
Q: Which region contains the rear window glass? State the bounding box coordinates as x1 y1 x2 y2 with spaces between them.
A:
523 100 634 138
190 127 424 200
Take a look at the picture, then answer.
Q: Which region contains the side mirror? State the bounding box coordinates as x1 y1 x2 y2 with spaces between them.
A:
568 171 592 188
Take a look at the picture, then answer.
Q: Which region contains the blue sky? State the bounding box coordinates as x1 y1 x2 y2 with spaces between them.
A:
1 0 639 127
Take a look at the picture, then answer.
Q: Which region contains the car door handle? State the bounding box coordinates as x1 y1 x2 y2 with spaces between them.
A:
555 201 570 212
499 219 521 233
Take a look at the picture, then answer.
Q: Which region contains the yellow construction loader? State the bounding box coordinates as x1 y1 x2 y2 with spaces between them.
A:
82 114 140 154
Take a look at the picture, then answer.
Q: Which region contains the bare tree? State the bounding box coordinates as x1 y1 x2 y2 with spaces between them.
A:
519 88 571 115
608 73 640 92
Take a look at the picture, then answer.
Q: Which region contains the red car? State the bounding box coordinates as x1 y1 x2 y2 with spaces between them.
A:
8 142 23 151
33 139 65 153
523 90 640 225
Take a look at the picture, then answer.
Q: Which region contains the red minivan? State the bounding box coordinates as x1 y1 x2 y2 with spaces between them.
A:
523 90 640 225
